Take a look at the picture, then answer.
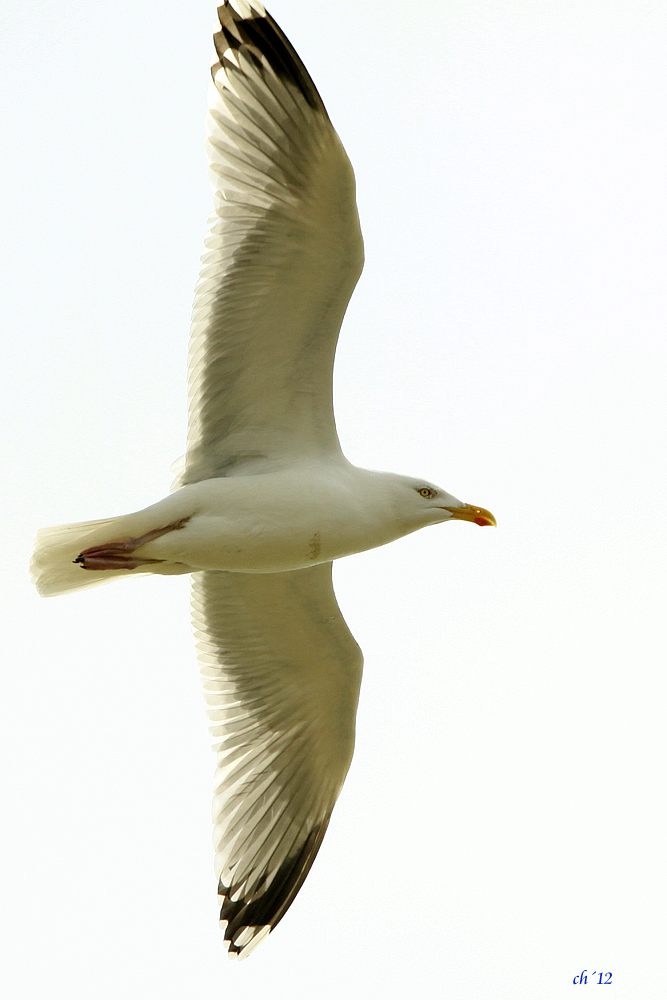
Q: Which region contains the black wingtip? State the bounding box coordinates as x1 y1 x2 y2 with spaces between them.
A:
219 819 330 956
215 0 327 114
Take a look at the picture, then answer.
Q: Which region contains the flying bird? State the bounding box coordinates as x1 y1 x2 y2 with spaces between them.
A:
31 0 495 958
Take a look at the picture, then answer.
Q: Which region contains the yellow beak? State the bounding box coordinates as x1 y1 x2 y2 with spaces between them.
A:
443 503 497 527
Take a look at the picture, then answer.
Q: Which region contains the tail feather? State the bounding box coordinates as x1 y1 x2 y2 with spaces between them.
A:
30 514 152 597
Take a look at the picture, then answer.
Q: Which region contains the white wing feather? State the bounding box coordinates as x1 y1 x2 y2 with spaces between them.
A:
178 0 364 487
192 564 363 957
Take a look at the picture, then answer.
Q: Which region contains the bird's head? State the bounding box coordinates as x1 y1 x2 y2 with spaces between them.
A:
389 474 496 532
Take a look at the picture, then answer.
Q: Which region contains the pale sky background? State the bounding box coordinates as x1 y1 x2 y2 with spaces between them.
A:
1 1 666 997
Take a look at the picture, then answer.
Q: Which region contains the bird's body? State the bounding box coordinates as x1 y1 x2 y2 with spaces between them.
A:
127 465 451 573
31 0 495 958
32 462 487 589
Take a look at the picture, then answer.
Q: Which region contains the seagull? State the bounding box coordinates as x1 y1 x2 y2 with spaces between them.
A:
31 0 495 958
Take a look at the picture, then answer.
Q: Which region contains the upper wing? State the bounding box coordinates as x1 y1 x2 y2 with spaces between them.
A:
191 563 363 957
177 0 364 487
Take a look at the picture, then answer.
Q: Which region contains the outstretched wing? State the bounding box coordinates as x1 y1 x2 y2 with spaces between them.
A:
178 0 364 487
191 563 363 957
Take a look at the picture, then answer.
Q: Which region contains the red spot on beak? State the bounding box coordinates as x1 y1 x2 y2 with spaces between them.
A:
443 503 497 527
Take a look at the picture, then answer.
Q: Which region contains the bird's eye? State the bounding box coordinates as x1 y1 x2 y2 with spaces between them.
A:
418 487 435 498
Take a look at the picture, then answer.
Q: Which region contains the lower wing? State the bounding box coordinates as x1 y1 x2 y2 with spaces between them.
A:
191 562 363 957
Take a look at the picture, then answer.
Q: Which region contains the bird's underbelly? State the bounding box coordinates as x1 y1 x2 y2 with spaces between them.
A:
136 514 371 573
122 473 404 574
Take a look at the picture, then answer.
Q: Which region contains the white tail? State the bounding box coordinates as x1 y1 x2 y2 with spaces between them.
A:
30 514 153 598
